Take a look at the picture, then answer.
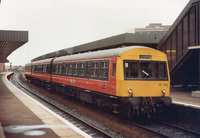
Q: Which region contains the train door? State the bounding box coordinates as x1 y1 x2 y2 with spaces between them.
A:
50 58 55 82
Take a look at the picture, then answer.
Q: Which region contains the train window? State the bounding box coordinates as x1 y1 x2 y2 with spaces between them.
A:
79 63 85 77
43 65 47 73
36 65 38 72
41 65 43 72
63 63 68 75
40 65 43 73
46 65 49 73
55 64 59 74
124 61 138 79
35 65 38 72
46 64 50 74
112 63 116 77
58 64 63 75
35 65 42 73
32 66 35 72
91 62 99 78
124 60 168 80
155 62 168 79
37 65 39 72
73 63 78 76
100 61 109 80
68 63 73 76
86 62 91 78
141 62 153 78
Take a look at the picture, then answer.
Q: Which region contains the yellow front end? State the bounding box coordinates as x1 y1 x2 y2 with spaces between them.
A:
116 48 170 97
117 80 170 97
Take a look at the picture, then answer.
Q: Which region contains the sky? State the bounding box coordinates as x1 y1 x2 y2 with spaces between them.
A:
0 0 189 66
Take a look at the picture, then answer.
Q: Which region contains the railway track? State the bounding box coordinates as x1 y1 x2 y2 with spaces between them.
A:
10 73 119 138
10 72 200 138
131 119 200 138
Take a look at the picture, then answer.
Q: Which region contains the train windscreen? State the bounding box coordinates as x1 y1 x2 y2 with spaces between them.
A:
124 60 168 80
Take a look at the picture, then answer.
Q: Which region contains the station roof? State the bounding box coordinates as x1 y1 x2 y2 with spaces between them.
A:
32 32 165 61
158 0 198 48
0 30 28 63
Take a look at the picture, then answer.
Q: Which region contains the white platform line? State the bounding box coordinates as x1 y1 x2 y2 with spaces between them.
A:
2 73 92 138
172 100 200 109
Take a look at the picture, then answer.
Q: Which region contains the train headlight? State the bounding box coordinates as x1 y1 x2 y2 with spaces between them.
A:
128 88 133 96
162 89 166 96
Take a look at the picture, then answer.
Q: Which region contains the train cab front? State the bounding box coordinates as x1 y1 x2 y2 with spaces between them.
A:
116 49 172 118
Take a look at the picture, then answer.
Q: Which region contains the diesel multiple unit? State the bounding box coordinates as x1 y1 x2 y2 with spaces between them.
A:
25 46 172 118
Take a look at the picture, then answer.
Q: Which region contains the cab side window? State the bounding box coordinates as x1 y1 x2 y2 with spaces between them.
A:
124 61 138 79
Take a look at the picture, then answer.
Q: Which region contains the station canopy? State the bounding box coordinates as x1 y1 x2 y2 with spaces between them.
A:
32 32 165 61
0 30 28 63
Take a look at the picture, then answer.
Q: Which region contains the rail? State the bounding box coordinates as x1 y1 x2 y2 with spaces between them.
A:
11 73 115 138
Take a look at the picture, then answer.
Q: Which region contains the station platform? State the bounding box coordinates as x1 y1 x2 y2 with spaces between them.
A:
0 72 200 137
0 72 91 138
171 90 200 109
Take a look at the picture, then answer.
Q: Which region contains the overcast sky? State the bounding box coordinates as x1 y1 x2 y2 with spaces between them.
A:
0 0 189 66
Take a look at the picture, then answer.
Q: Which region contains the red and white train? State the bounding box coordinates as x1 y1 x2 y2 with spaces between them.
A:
25 46 172 118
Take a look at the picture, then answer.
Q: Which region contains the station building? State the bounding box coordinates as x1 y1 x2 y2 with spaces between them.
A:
128 23 171 34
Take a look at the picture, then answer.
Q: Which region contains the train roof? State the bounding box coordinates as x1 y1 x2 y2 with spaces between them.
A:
32 58 54 65
25 62 32 66
53 46 152 62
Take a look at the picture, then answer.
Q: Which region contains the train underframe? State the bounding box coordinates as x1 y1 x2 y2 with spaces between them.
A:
26 76 172 119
